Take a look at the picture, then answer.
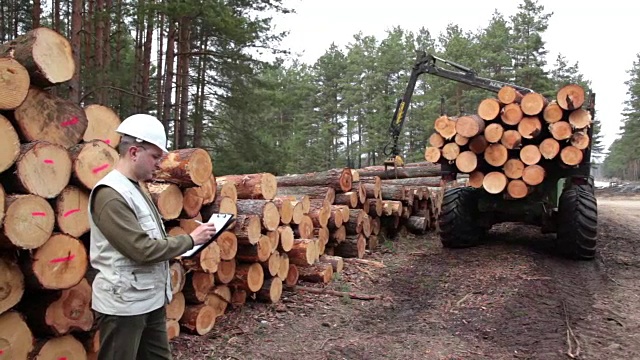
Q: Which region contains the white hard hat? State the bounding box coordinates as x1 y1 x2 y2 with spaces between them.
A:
116 114 169 153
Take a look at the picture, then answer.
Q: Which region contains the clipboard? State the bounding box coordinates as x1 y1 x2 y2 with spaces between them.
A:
180 213 235 258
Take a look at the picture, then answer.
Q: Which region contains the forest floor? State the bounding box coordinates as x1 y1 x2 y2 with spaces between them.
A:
171 192 640 360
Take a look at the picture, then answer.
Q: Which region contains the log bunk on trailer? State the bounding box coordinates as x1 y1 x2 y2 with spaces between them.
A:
385 51 598 260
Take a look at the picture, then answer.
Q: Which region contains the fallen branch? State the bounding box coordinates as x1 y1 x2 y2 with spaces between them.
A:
343 258 385 268
563 300 581 359
293 285 381 300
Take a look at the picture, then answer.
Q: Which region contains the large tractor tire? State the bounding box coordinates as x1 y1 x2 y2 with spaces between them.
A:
557 187 597 260
438 187 485 248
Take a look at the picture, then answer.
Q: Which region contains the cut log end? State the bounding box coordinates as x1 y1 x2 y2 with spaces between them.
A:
156 148 213 187
539 138 560 160
44 278 94 335
0 257 24 315
424 147 441 163
557 84 585 110
30 27 75 85
498 86 522 104
0 115 20 173
83 104 122 147
70 140 119 190
257 277 283 303
55 185 90 238
522 165 545 186
568 108 592 129
2 194 55 249
501 103 523 125
518 116 542 139
477 98 501 120
484 143 508 167
455 151 477 173
0 58 29 110
507 179 529 199
482 172 508 194
503 159 525 180
468 171 484 188
520 92 548 116
30 234 88 290
455 114 485 138
560 146 584 166
179 304 217 335
520 144 541 166
543 101 564 123
570 131 590 150
0 311 34 359
148 183 184 220
484 123 504 143
549 121 573 141
14 141 73 198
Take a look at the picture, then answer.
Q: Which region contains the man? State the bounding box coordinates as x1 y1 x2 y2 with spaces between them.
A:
88 113 217 360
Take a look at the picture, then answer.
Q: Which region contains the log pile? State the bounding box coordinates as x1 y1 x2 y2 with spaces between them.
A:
0 27 449 358
424 84 591 199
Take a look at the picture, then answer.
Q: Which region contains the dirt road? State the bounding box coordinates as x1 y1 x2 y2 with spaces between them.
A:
173 195 640 360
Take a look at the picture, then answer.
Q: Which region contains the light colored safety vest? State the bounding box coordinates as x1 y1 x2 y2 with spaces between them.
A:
88 169 172 316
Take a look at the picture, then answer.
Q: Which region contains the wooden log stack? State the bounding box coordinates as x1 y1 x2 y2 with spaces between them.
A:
424 84 592 199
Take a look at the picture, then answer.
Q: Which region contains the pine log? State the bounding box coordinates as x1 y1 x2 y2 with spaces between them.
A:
235 199 280 231
196 174 216 205
179 304 216 335
276 253 290 281
230 288 247 307
147 183 183 220
478 98 501 120
560 146 583 166
454 134 469 146
522 165 545 186
456 114 485 138
298 263 333 284
500 103 524 125
568 108 592 129
428 132 445 148
68 139 118 190
357 163 441 180
204 285 231 317
307 199 331 228
501 130 522 150
557 83 585 110
288 239 317 266
434 115 457 139
319 255 344 273
0 57 29 110
334 234 366 258
284 264 299 287
232 214 262 245
256 277 283 303
216 180 237 201
155 148 213 187
53 185 90 238
520 92 548 116
13 87 88 148
334 191 358 208
504 159 525 179
542 101 564 123
166 292 185 321
181 242 220 273
329 225 347 244
441 142 460 161
261 251 281 277
366 198 383 217
379 184 405 201
0 115 20 174
507 179 529 199
484 123 504 143
276 168 352 192
216 173 277 200
484 143 508 167
498 85 523 104
31 334 88 359
214 260 236 285
21 233 87 290
482 172 508 194
3 141 72 198
0 256 24 315
230 262 264 293
468 171 484 188
424 147 441 163
293 215 314 239
22 278 93 336
379 177 442 187
520 144 541 166
0 311 34 359
169 261 186 294
180 187 203 218
539 138 560 159
166 320 180 341
267 229 278 254
82 104 122 147
215 231 236 261
358 176 382 199
405 216 428 234
518 116 542 139
455 151 477 173
278 225 294 252
549 121 573 141
236 234 271 263
0 194 55 249
202 196 237 220
182 272 215 304
271 197 293 224
382 201 403 218
469 135 488 154
570 130 590 150
178 215 201 234
290 199 305 224
350 169 360 182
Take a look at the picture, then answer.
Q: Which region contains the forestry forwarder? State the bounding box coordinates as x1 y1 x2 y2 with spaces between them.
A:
384 51 598 260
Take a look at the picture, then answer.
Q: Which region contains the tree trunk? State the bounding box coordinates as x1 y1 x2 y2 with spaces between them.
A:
155 148 213 187
0 57 29 109
140 5 154 111
177 16 191 149
68 140 119 190
356 163 441 180
217 173 277 200
54 185 90 238
0 194 55 249
82 104 122 148
276 168 352 192
161 19 176 136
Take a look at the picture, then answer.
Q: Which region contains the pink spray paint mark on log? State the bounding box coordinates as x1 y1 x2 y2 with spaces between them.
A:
92 163 110 174
58 357 68 360
104 139 111 144
43 159 54 164
31 212 46 217
63 209 80 217
60 117 79 127
49 254 75 264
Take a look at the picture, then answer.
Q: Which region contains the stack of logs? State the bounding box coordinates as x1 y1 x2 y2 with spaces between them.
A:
424 83 591 199
0 27 447 359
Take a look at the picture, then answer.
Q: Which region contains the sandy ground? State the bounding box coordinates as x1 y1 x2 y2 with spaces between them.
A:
172 195 640 360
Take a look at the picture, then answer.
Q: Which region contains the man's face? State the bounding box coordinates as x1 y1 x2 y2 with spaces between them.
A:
132 144 163 181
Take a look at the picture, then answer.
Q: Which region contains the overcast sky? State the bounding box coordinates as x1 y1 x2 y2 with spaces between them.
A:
266 0 640 154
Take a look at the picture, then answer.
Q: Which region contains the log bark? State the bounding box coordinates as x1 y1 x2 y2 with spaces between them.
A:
0 256 24 315
456 114 485 138
54 185 90 238
520 92 548 116
378 177 442 187
298 263 333 284
0 27 75 87
319 255 344 273
179 304 216 335
557 83 585 110
13 87 88 148
21 233 87 290
21 278 93 336
356 163 441 180
379 184 405 201
82 104 122 147
147 182 183 220
500 103 523 125
1 194 55 249
405 216 428 234
0 115 20 174
498 85 523 104
4 141 72 198
256 277 283 303
235 199 280 231
0 57 29 110
155 148 212 187
182 272 214 304
334 191 358 208
482 172 507 194
288 239 317 266
0 311 34 359
236 234 271 263
233 214 262 245
275 168 352 193
216 173 277 200
68 139 119 190
230 262 264 293
333 234 366 258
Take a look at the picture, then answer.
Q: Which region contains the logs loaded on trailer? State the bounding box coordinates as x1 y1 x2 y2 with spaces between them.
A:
424 83 592 199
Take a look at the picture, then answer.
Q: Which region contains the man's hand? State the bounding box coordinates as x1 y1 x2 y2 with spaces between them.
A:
190 222 217 246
